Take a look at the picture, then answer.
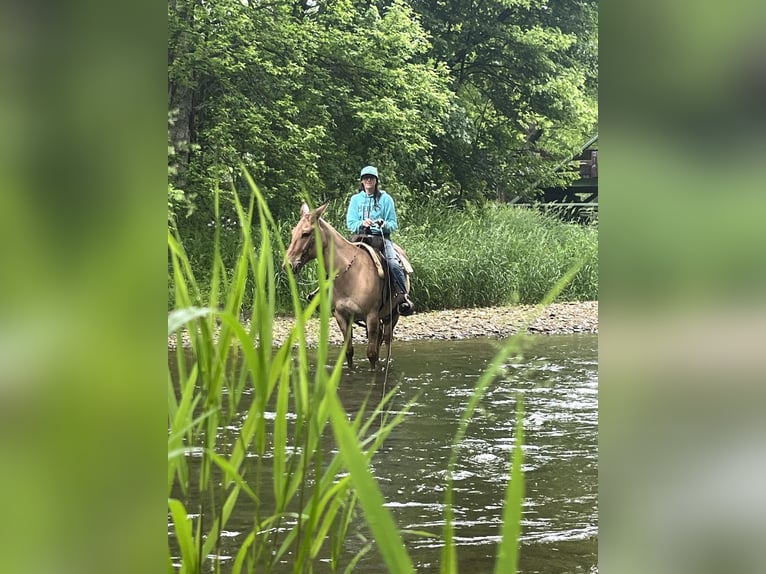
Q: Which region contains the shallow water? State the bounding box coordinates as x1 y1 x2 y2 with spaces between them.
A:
170 334 597 573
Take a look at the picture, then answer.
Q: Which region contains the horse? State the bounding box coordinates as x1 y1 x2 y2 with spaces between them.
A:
284 202 412 369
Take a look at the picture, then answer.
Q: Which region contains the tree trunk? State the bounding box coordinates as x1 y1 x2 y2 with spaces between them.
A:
168 84 194 189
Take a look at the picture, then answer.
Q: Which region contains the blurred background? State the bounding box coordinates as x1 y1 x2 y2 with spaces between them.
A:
0 1 164 573
601 0 766 572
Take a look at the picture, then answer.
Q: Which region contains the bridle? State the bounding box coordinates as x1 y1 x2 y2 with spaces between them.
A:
295 224 316 270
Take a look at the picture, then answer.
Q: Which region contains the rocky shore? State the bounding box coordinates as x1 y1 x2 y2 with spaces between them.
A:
169 301 597 350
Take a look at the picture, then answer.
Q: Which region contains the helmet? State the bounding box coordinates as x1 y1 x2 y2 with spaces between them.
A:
360 165 379 180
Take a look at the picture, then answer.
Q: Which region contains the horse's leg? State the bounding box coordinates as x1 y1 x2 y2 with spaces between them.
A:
387 314 399 343
365 313 380 368
376 320 385 353
381 313 398 362
334 312 354 369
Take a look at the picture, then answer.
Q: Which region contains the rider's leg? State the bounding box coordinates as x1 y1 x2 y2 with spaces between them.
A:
383 239 414 315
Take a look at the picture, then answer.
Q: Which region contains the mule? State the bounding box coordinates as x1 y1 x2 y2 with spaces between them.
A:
284 202 412 369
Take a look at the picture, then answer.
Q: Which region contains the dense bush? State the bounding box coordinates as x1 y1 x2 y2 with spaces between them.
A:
400 201 597 310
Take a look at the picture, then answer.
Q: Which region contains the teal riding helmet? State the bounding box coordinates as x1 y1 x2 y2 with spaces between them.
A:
360 165 379 179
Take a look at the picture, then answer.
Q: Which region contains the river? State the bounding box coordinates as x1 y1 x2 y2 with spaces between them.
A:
169 334 598 573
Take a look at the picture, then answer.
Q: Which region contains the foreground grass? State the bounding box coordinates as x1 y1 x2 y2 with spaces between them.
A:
169 196 597 313
168 183 412 573
168 176 588 573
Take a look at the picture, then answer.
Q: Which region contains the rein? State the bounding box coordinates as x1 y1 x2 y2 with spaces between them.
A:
337 253 357 279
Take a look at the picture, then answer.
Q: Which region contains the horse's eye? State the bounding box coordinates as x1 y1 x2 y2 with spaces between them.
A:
301 231 311 238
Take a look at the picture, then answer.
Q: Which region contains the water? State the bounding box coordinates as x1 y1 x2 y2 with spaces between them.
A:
169 334 597 573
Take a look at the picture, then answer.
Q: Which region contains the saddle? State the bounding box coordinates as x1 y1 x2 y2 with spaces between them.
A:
349 234 414 279
349 235 414 328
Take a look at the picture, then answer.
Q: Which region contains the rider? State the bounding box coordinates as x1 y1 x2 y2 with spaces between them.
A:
346 165 414 316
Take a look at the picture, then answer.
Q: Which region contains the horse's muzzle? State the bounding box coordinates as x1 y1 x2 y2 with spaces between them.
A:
284 257 303 274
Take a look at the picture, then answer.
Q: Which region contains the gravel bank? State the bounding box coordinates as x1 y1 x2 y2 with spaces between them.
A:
169 301 597 350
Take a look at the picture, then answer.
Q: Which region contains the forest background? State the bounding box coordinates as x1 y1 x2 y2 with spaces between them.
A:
168 0 598 312
168 0 597 223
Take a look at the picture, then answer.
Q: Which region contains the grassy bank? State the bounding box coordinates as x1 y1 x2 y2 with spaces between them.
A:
169 194 597 314
400 201 597 308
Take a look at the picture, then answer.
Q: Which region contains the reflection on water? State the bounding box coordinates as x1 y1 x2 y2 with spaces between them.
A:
169 334 597 574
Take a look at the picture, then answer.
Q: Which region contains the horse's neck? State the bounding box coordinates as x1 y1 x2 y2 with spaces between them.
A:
319 220 355 270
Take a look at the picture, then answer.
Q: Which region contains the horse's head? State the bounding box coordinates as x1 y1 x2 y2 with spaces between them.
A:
284 202 329 274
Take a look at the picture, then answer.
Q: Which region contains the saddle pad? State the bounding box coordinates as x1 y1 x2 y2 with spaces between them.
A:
393 244 414 274
352 242 385 279
351 241 414 276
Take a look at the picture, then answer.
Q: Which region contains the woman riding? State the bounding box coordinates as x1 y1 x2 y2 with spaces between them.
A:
346 165 414 316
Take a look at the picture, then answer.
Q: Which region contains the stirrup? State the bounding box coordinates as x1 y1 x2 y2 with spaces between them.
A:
397 294 414 316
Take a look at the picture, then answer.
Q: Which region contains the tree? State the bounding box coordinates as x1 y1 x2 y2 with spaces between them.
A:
168 0 452 222
412 0 598 203
167 0 597 222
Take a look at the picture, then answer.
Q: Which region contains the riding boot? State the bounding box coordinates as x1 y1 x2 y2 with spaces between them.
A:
394 291 415 316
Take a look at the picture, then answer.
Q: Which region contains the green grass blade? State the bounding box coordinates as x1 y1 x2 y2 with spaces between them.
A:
272 359 290 508
309 476 352 557
327 392 415 574
343 542 373 574
168 498 198 574
207 450 259 504
494 398 525 574
231 531 255 574
440 257 587 573
440 336 523 574
168 307 212 336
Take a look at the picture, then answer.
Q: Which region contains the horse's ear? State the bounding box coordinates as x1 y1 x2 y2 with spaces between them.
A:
315 202 329 219
300 202 310 217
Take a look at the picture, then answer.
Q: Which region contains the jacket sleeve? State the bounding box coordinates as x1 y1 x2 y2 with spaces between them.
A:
346 194 363 234
380 194 399 234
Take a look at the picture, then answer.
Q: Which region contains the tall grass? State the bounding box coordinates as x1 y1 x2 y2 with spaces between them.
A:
400 200 597 309
169 196 597 314
168 175 585 573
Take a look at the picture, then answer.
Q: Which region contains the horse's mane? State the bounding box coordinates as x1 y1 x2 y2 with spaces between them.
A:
317 217 352 246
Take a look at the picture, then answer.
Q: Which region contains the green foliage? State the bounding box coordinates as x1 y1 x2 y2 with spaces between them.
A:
414 0 598 202
168 0 453 221
168 0 597 219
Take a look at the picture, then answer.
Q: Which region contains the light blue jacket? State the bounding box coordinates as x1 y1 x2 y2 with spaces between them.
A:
346 190 399 237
